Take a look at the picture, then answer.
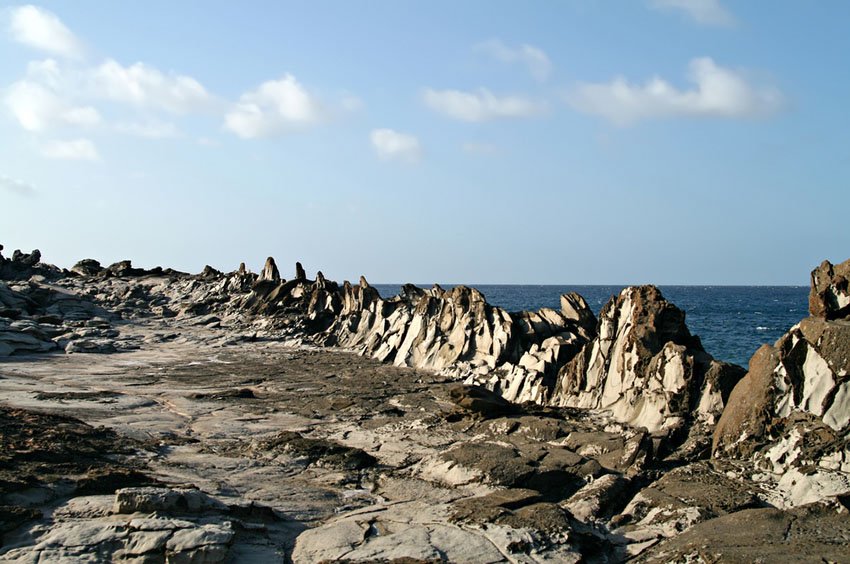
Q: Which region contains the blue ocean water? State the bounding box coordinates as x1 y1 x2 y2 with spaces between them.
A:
372 284 809 368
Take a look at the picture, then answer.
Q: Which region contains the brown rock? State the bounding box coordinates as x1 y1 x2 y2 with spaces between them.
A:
809 258 850 320
711 345 780 457
259 257 280 282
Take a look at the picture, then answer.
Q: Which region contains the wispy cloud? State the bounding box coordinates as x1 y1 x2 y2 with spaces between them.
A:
423 88 546 122
7 5 84 58
370 128 421 163
566 57 783 125
648 0 736 27
224 74 324 139
0 174 36 197
41 138 100 161
5 78 101 131
474 39 552 82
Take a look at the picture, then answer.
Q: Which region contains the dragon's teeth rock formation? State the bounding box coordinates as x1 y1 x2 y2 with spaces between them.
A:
551 286 745 434
258 256 281 283
713 257 850 507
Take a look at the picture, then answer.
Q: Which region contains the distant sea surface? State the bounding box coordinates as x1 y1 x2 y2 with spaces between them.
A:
373 284 809 368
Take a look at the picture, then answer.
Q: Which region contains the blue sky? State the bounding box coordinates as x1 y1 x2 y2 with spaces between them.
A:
1 1 848 285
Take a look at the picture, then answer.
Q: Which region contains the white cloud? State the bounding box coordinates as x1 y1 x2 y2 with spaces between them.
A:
423 88 545 122
0 174 36 197
474 40 552 81
649 0 736 27
91 59 211 113
5 79 100 131
115 120 180 139
41 138 100 161
567 57 783 125
370 129 421 163
8 5 83 58
224 74 323 138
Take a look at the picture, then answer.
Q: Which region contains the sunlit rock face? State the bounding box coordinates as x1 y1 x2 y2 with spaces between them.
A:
713 258 850 508
551 286 742 434
809 258 850 320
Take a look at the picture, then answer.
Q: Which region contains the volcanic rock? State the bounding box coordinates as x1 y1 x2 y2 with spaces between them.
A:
809 258 850 320
71 259 104 277
552 286 743 435
259 256 281 282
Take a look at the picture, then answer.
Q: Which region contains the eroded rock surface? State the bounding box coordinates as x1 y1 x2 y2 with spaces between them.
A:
1 245 848 562
713 260 850 510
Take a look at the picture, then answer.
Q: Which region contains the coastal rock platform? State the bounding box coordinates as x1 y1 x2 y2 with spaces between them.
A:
0 246 848 562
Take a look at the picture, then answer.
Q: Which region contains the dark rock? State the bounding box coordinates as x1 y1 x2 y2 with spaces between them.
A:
637 502 850 563
451 489 542 524
199 265 222 279
104 260 145 277
11 249 40 267
439 443 535 487
295 262 307 281
809 258 850 320
70 259 103 277
447 384 518 418
257 431 376 470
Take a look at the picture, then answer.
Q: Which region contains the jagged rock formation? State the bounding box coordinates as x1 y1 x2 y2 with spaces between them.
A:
551 286 745 434
809 257 850 320
3 244 850 562
713 257 850 507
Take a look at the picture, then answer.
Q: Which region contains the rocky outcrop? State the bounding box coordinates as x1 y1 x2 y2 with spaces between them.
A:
713 258 850 507
71 259 104 277
551 286 744 434
0 247 745 445
0 246 61 280
258 256 281 282
809 257 850 320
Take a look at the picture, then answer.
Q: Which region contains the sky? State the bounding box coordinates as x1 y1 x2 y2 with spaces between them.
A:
1 1 849 285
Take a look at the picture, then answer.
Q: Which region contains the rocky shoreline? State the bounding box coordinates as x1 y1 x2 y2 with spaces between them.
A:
0 244 848 562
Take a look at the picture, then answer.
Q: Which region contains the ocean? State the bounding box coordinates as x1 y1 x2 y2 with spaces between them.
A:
372 284 810 368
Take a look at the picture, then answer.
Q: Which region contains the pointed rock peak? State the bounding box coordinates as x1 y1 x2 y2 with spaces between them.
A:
259 257 281 282
359 276 370 289
560 292 596 331
343 280 352 291
295 262 307 281
809 257 850 320
315 271 326 287
238 262 247 275
200 265 222 279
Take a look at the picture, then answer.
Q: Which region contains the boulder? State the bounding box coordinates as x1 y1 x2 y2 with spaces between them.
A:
636 502 850 564
713 317 850 459
11 248 41 267
295 261 307 281
71 259 104 277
